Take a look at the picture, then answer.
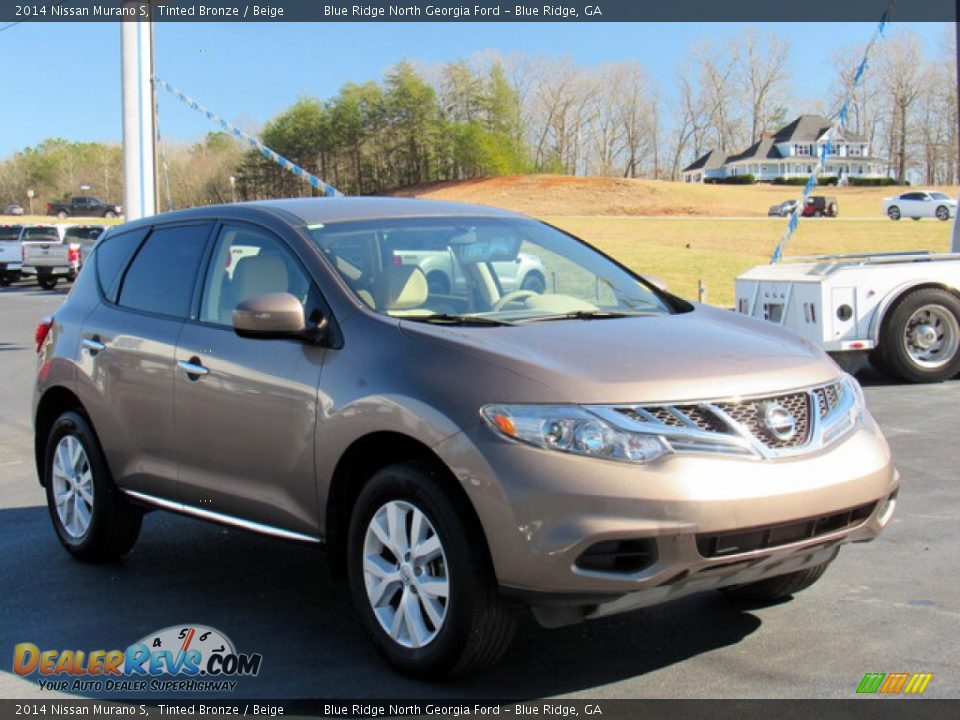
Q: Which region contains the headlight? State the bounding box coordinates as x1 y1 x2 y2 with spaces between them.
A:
821 373 866 444
481 405 670 464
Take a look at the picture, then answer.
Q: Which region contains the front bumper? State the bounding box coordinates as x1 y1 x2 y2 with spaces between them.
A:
434 412 898 620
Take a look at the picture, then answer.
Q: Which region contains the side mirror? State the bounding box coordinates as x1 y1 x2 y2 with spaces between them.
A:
233 292 322 343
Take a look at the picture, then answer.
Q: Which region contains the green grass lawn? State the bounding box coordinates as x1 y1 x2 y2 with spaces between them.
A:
545 217 954 307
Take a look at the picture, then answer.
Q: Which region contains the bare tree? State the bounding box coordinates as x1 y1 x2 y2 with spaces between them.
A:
694 41 744 153
878 32 924 182
738 28 791 142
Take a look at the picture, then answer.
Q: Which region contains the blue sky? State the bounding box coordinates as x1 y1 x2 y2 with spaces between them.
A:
0 21 951 158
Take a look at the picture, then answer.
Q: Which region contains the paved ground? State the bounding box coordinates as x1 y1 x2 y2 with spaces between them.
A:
0 281 957 700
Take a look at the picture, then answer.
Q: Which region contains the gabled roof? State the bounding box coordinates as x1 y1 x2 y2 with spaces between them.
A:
682 149 726 173
724 136 781 164
772 114 866 144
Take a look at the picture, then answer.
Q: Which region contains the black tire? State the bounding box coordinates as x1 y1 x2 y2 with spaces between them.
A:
887 206 901 221
38 275 57 290
827 203 838 217
814 209 823 218
720 561 831 602
0 274 11 287
911 217 921 221
104 211 117 219
347 461 516 679
43 411 142 562
520 271 546 294
935 205 950 221
426 271 450 296
873 288 960 383
57 210 69 219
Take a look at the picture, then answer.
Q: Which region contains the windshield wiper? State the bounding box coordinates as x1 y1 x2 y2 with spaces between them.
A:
405 313 514 327
517 310 643 323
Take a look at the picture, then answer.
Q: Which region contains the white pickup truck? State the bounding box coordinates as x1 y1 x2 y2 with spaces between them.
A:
21 225 107 290
735 252 960 383
0 224 25 286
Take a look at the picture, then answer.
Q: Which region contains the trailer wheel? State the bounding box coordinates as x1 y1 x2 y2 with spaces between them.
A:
887 206 901 221
875 288 960 383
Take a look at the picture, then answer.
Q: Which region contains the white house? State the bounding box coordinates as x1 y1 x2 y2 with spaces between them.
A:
682 115 886 183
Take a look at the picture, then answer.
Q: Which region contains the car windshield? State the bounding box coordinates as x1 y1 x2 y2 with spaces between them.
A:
304 216 674 323
0 226 22 241
930 192 951 200
23 227 59 242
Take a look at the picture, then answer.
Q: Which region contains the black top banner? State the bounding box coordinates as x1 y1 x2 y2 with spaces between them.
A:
0 0 956 23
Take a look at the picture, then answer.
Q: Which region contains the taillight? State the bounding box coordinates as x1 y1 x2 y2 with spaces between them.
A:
391 255 403 266
35 317 54 354
46 204 52 213
69 246 80 264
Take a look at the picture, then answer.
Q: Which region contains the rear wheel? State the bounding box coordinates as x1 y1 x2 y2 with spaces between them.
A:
0 273 11 287
43 411 142 561
814 209 823 217
720 561 831 602
887 206 901 220
57 210 69 219
347 461 516 678
104 211 117 219
936 205 950 221
874 288 960 383
38 274 57 290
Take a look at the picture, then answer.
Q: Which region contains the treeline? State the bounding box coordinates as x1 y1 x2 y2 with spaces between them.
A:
0 29 957 211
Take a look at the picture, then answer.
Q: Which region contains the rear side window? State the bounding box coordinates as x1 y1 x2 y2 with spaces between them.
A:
96 228 148 303
117 224 210 318
0 226 22 241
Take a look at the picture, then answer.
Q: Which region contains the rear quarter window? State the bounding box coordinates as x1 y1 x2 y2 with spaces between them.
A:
117 224 210 318
95 228 148 303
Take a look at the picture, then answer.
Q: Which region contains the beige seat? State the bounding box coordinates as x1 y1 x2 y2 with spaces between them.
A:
371 265 429 314
219 254 291 324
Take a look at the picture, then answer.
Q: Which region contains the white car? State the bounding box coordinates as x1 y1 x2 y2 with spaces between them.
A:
883 190 957 221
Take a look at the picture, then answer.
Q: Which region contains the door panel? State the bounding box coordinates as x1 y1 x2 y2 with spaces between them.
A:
174 327 323 534
174 223 324 535
78 222 211 499
80 303 184 498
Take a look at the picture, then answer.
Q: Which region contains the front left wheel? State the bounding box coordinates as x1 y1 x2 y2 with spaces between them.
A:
44 411 142 561
347 461 516 679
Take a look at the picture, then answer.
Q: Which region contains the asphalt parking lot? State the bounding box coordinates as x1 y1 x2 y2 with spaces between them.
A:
0 281 957 700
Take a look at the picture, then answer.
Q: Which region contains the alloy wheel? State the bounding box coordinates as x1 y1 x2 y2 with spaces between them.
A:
51 435 94 538
362 500 449 649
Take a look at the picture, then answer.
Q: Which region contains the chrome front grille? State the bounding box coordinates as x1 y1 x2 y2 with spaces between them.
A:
715 391 811 449
814 382 842 418
601 378 858 460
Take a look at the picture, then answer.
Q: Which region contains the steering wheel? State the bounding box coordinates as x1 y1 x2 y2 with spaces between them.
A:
491 289 540 312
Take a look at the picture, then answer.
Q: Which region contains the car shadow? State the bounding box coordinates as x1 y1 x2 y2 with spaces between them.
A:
0 505 763 700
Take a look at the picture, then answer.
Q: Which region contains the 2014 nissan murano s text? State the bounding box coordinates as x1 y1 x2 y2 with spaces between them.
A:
33 198 899 678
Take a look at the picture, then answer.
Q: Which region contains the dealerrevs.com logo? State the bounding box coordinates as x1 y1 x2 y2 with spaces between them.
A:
13 625 262 693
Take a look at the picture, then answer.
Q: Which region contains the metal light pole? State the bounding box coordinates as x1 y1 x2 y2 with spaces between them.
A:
229 176 237 203
121 5 156 221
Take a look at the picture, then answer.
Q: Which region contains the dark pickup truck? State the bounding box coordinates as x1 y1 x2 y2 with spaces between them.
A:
46 196 122 219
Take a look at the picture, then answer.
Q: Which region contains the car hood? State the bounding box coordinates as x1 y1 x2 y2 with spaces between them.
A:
399 305 839 404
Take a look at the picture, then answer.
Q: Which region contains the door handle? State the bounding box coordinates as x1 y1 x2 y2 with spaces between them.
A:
82 337 105 354
177 358 210 380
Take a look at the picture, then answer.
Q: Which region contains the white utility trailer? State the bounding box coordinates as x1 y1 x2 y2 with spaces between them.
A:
735 251 960 383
